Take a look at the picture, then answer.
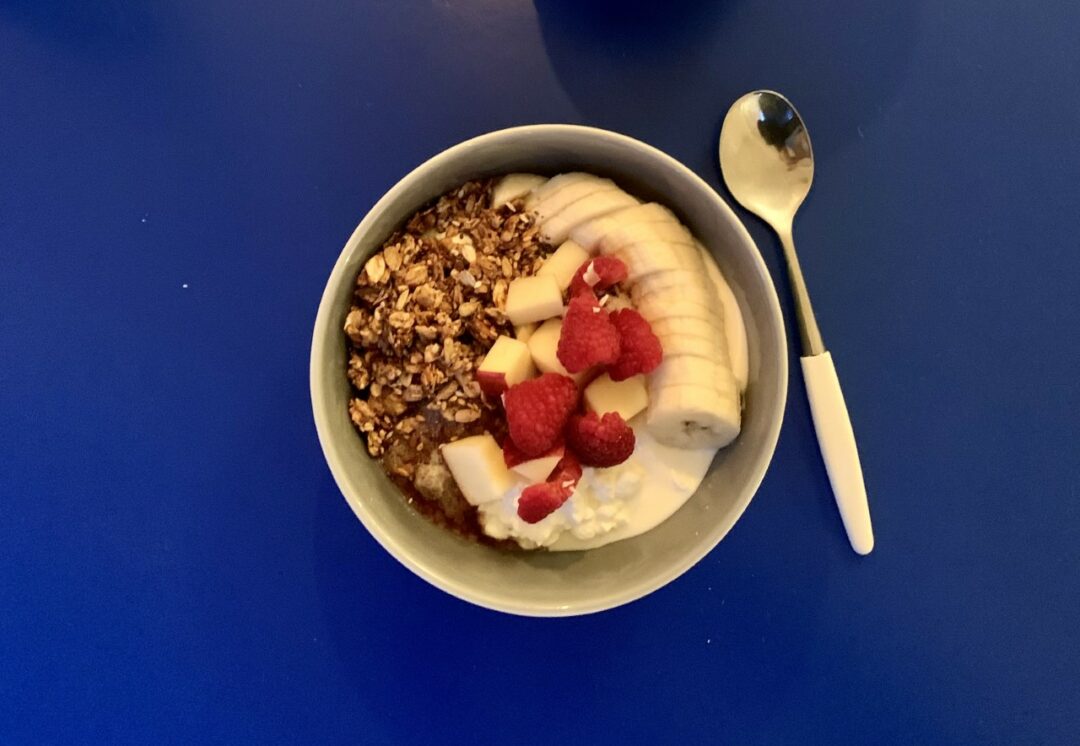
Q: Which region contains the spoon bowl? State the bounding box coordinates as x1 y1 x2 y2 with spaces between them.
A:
720 91 815 230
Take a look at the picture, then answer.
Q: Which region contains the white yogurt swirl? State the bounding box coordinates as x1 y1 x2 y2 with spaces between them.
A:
477 422 715 550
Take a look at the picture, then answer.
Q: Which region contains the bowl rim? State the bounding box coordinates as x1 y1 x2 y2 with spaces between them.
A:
310 124 788 616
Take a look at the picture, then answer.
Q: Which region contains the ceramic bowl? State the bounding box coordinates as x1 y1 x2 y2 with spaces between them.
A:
311 125 787 616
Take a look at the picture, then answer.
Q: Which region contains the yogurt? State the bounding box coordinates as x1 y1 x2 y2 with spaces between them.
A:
478 421 716 550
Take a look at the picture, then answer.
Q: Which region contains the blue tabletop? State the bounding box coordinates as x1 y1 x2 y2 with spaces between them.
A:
3 1 1078 743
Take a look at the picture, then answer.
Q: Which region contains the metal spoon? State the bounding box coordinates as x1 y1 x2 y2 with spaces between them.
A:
719 90 874 555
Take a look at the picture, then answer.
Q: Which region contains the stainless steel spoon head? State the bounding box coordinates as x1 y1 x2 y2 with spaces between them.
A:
719 90 814 231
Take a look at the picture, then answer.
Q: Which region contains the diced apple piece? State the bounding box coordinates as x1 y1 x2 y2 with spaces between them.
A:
514 322 538 344
476 335 536 397
491 173 546 208
526 318 587 385
510 444 565 483
584 373 649 422
505 275 563 326
440 434 514 506
536 240 590 292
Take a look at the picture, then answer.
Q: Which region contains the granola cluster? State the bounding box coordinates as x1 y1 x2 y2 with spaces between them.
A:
345 179 548 461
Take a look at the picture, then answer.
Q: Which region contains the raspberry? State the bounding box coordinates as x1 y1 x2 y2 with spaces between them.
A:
503 373 579 457
501 437 530 468
557 295 620 373
517 482 570 523
607 308 663 381
516 452 583 523
568 256 628 298
566 411 636 467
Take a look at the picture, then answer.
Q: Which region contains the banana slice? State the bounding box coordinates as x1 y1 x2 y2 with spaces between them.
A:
540 189 640 245
697 242 748 392
596 222 695 256
528 172 611 206
651 354 739 396
643 302 738 382
530 175 620 222
650 316 723 341
491 173 547 208
630 295 725 332
658 333 728 359
614 243 687 280
645 383 741 449
648 356 729 390
570 214 620 253
570 202 678 250
631 275 723 310
533 185 620 224
634 294 725 328
616 241 704 282
608 202 681 227
632 267 708 294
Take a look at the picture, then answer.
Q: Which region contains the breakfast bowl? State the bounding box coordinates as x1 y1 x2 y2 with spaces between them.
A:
310 124 787 616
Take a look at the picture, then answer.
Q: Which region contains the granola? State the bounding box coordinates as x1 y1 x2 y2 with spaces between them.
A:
344 179 549 540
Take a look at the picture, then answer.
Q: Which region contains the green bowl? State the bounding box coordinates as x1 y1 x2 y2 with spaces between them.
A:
310 125 788 616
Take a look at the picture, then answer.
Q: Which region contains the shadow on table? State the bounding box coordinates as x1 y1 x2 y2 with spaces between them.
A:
532 0 921 157
532 0 728 133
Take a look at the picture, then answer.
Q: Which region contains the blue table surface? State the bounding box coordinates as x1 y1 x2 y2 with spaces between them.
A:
3 1 1079 743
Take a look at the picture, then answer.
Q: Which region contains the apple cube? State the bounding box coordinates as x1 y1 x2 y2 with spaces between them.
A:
537 240 591 292
505 275 563 326
476 335 536 397
583 373 648 422
514 322 538 344
440 433 514 506
510 444 565 483
526 318 587 385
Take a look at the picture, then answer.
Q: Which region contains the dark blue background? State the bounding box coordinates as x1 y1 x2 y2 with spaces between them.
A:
3 1 1078 743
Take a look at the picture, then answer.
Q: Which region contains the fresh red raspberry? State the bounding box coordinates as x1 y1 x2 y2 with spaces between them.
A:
607 308 663 381
567 256 628 298
517 482 570 523
516 452 583 523
566 411 636 467
501 437 529 468
503 373 579 457
557 295 620 373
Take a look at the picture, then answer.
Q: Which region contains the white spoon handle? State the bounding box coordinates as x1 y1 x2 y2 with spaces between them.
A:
801 352 874 555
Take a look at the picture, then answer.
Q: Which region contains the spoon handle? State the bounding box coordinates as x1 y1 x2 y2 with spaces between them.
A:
777 226 873 554
801 352 874 555
777 227 825 357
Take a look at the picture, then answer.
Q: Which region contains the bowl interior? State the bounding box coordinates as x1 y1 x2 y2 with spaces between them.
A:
311 125 787 615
